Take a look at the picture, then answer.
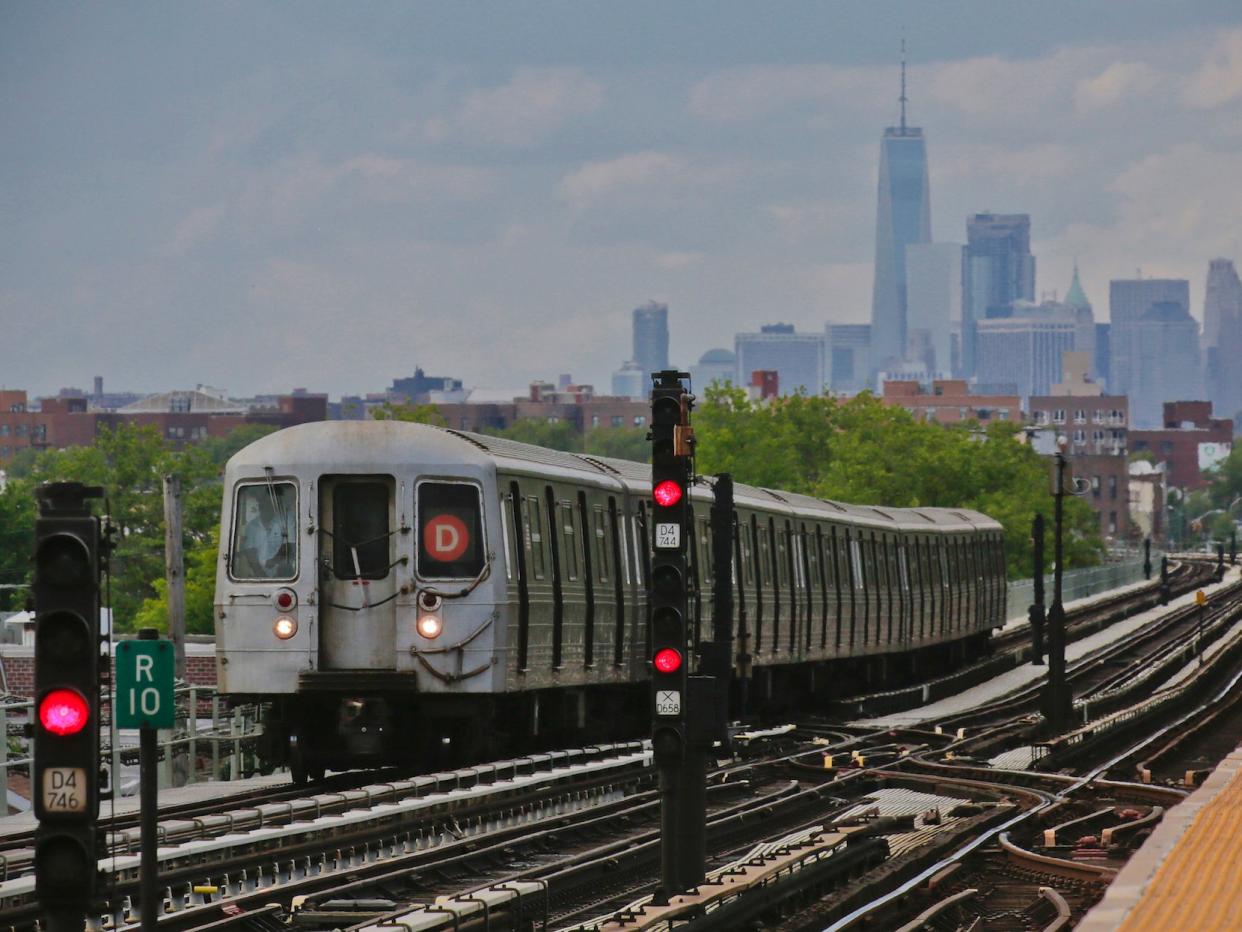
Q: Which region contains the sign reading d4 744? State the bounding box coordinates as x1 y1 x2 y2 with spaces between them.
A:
115 639 175 729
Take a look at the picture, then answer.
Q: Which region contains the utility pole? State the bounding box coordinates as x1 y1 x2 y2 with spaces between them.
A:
1029 514 1046 665
162 475 186 681
1043 446 1074 734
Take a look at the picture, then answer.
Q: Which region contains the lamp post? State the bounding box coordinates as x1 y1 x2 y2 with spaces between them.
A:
1043 438 1079 735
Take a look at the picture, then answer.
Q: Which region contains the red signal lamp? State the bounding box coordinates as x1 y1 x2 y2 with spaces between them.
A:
653 647 683 674
653 480 683 508
39 689 90 736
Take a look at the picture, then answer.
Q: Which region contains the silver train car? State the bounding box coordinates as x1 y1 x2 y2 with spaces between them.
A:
214 421 1006 779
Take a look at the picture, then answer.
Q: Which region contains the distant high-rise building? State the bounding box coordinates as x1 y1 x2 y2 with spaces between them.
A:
1203 259 1242 418
975 305 1078 406
1108 278 1193 421
632 301 669 379
963 213 1036 376
610 361 645 400
1095 323 1111 391
735 325 826 396
826 324 872 394
870 52 932 370
690 348 736 390
1116 298 1203 429
905 242 962 377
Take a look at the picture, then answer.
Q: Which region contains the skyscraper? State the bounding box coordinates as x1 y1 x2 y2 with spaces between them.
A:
826 324 872 394
1121 301 1204 429
734 324 827 396
1203 259 1242 418
963 213 1036 376
870 53 932 370
905 242 963 377
632 301 669 380
1108 278 1192 419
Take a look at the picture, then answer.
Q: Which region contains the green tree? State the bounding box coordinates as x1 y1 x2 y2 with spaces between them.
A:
484 418 581 451
693 388 1103 579
133 525 219 635
0 478 37 611
370 403 447 425
584 426 650 462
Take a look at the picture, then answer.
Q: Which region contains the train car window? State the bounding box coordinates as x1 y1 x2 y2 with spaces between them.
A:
509 482 530 671
544 487 565 669
898 544 910 590
499 493 514 581
593 505 610 584
608 497 626 666
231 481 298 580
331 482 389 580
849 537 864 589
698 517 713 585
618 510 631 587
631 514 644 586
775 522 790 590
740 518 755 587
559 501 579 581
417 482 485 579
527 496 547 580
577 492 596 667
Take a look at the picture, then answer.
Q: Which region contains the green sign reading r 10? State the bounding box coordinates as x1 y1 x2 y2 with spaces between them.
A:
115 639 175 729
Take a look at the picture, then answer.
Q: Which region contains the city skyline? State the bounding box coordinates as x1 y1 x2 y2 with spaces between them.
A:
4 4 1242 397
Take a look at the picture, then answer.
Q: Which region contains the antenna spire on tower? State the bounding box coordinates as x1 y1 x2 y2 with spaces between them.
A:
899 36 908 132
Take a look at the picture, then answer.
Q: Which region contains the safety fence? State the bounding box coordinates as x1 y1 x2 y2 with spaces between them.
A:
1 684 264 813
1006 555 1160 621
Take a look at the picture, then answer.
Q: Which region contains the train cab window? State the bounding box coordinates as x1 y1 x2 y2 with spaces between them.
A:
230 482 298 580
527 496 547 580
417 482 485 579
332 482 389 580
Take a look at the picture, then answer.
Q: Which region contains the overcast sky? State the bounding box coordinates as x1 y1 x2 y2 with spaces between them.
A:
3 1 1242 399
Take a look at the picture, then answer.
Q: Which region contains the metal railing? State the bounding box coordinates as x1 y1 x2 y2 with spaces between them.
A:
1006 556 1159 621
0 685 266 814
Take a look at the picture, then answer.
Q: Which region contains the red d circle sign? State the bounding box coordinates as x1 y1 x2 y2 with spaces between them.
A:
424 514 469 562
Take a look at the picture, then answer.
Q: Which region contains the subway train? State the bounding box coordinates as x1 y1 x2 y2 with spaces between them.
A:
213 421 1007 779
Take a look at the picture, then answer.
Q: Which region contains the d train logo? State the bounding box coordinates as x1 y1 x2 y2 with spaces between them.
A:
423 514 470 562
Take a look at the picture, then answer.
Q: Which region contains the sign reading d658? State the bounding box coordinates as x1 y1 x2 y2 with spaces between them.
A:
116 639 175 729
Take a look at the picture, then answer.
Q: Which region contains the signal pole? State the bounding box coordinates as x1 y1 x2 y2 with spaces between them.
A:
32 482 105 932
648 370 707 898
1029 513 1046 665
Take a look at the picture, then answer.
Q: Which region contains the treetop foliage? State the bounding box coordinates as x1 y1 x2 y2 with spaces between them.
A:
694 386 1102 578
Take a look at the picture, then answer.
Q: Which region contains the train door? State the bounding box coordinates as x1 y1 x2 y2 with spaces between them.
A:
318 476 397 670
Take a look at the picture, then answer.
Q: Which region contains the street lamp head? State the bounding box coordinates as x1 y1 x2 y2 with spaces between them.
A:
1056 435 1069 452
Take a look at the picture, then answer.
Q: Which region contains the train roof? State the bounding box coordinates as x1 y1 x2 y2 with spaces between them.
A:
226 422 1001 532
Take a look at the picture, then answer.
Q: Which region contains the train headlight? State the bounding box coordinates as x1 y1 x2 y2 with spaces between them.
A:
417 615 443 639
273 616 298 640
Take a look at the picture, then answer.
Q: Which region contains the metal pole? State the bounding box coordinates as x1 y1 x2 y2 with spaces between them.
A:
1029 514 1046 665
1045 452 1072 733
1231 530 1237 565
1199 600 1205 666
1143 537 1152 580
162 475 186 682
138 627 159 931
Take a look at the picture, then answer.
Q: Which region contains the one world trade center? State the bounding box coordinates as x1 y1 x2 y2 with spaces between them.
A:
869 54 931 371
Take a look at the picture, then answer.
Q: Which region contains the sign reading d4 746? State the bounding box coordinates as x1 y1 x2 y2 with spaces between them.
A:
115 639 175 729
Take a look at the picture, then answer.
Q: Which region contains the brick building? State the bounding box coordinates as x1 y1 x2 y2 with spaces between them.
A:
432 382 650 434
1028 389 1131 540
1129 401 1234 490
882 379 1022 426
0 388 328 465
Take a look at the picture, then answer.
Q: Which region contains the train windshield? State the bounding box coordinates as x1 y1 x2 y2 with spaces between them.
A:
417 481 484 579
230 482 298 580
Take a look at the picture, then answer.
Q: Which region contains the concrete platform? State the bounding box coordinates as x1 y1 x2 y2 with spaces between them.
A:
1078 744 1242 931
854 572 1239 728
996 576 1153 638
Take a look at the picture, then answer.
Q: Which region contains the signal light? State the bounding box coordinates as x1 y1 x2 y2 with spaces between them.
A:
275 588 297 611
653 648 683 674
39 689 90 737
653 480 683 508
